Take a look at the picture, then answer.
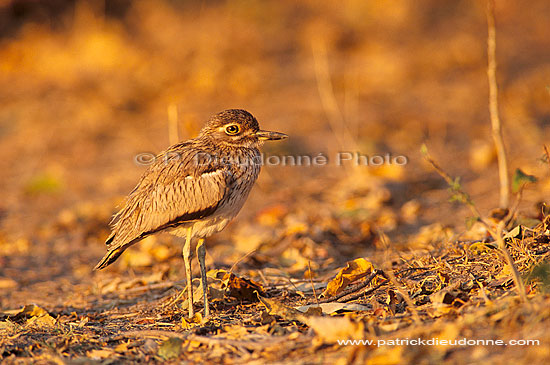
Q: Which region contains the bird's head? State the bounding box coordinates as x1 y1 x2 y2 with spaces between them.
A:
200 109 288 148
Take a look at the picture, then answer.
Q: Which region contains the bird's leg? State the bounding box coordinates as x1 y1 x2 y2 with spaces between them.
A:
183 228 194 318
196 238 210 318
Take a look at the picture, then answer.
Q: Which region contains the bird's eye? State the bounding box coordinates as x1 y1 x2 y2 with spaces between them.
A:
225 124 240 135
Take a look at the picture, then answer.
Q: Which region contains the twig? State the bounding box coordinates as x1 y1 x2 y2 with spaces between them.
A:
383 269 422 324
101 330 188 342
422 149 484 221
487 0 510 209
493 220 528 303
394 267 432 276
229 249 257 276
428 281 462 302
422 146 528 303
375 228 421 322
316 270 381 304
188 334 287 350
167 103 179 146
544 145 550 168
335 280 388 303
114 326 291 350
308 261 319 306
121 280 185 294
162 283 190 309
506 186 524 225
312 40 358 152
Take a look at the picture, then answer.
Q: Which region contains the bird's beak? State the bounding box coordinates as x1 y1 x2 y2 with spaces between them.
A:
254 130 288 141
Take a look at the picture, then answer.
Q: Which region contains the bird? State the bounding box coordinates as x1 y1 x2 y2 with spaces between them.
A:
94 109 288 318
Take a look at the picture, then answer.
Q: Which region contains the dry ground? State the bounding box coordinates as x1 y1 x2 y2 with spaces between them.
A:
1 1 550 363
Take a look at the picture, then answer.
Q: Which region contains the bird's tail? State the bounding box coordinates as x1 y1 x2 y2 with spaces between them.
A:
93 246 126 270
94 233 147 270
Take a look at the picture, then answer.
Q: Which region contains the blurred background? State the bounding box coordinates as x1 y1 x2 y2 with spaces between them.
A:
1 0 549 304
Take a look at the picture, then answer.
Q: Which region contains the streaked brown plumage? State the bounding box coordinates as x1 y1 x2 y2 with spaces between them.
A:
94 109 287 317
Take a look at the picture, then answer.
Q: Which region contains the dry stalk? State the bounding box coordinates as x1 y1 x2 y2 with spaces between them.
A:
308 261 320 306
229 249 257 276
167 103 180 146
493 220 528 303
422 148 528 303
383 269 422 324
312 40 358 153
487 0 510 209
378 231 421 323
484 1 526 302
422 150 484 220
544 145 550 168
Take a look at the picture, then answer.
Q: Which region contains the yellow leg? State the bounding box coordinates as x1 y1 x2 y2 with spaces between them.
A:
183 228 194 318
196 238 210 318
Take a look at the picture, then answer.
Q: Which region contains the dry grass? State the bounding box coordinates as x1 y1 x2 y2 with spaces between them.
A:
1 1 550 363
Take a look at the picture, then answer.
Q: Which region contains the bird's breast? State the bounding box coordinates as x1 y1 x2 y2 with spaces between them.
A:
217 148 261 212
170 147 261 239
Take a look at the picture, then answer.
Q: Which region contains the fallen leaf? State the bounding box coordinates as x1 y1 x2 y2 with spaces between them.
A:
411 223 454 249
182 312 203 328
512 168 537 193
373 307 388 318
27 313 56 328
367 346 403 365
431 289 469 307
158 337 183 360
142 339 158 354
321 258 374 297
293 282 326 293
504 225 523 241
469 140 496 171
87 349 116 359
0 277 17 289
256 204 288 226
280 247 311 272
222 272 264 301
257 294 306 322
231 224 274 253
305 316 364 343
468 241 497 254
401 199 421 223
295 303 371 315
284 215 309 235
222 324 250 340
370 164 405 180
12 304 49 318
525 263 550 292
377 322 401 333
114 342 129 352
0 321 16 330
492 264 513 285
387 289 403 315
8 304 56 328
436 323 460 346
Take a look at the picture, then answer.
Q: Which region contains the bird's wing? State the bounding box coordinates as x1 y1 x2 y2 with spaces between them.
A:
94 144 233 270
